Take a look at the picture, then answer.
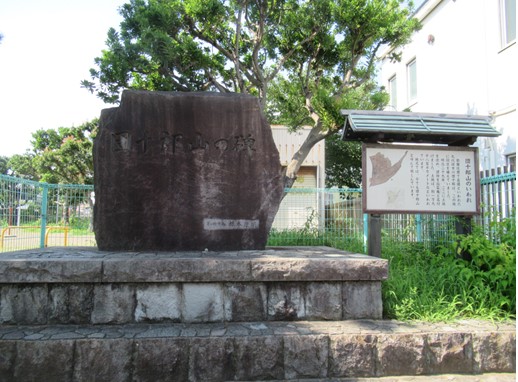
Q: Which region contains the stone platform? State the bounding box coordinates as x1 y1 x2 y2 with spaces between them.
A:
0 320 515 381
0 246 387 324
0 246 515 381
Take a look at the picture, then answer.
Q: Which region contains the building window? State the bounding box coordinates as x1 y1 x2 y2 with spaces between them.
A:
388 75 397 110
407 58 417 104
501 0 516 46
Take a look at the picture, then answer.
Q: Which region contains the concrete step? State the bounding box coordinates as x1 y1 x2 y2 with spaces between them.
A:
0 247 388 325
282 375 516 381
0 319 515 381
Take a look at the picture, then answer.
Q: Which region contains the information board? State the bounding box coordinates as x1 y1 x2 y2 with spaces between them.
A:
362 144 480 214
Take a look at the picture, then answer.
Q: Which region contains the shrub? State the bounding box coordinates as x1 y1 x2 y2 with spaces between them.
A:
382 216 516 321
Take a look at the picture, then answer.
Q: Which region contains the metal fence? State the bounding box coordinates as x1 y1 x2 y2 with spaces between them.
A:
0 171 515 253
270 188 458 252
0 174 95 252
479 168 516 242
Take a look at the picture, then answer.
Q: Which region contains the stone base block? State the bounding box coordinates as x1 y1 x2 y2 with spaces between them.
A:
0 320 515 381
0 247 387 325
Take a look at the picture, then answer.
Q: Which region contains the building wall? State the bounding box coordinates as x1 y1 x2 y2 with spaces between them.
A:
270 125 326 230
379 0 516 170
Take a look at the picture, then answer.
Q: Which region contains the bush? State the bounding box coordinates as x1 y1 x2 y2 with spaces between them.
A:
382 216 516 321
69 216 91 231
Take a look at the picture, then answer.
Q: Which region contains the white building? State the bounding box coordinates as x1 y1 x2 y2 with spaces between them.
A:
379 0 516 171
271 125 326 230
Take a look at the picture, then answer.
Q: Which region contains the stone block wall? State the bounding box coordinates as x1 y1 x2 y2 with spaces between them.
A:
0 321 515 381
0 280 383 325
0 247 387 325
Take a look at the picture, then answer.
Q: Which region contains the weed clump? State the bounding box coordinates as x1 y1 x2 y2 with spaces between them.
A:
382 215 516 321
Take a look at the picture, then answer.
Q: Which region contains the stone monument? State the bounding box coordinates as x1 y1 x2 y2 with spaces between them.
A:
94 90 284 251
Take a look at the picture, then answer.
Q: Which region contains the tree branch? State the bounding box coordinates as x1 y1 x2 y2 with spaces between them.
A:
266 29 320 83
234 1 246 92
282 123 333 191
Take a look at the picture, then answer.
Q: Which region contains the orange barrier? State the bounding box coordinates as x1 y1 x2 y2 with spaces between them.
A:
44 226 69 247
0 226 70 250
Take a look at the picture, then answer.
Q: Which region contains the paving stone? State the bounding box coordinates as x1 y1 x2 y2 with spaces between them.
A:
14 340 74 381
424 332 473 374
135 284 182 322
182 283 225 323
473 331 516 373
378 333 427 376
133 338 189 382
225 282 267 321
284 335 330 379
50 331 84 340
268 283 306 320
189 337 234 382
74 339 132 382
306 282 342 320
0 341 16 380
0 285 49 324
91 284 135 324
343 281 382 319
329 334 378 378
233 336 284 380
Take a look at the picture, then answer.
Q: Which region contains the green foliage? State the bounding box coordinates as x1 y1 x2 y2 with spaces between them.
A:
69 216 91 232
325 136 362 188
382 216 516 321
491 212 516 248
267 228 365 253
83 0 420 185
6 153 39 180
84 0 419 123
453 217 516 314
0 156 9 175
7 120 97 184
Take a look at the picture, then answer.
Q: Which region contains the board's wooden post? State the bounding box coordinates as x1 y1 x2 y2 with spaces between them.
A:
368 214 382 258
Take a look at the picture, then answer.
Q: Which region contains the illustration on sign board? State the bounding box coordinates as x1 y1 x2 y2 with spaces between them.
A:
369 151 408 186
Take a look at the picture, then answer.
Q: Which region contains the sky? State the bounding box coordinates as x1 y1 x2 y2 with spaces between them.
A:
0 0 126 157
0 0 429 158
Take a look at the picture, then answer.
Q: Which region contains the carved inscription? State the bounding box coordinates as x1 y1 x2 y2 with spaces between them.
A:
95 90 284 251
203 218 260 230
111 131 256 155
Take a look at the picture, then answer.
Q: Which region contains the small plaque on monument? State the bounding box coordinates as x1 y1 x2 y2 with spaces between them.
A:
94 90 284 251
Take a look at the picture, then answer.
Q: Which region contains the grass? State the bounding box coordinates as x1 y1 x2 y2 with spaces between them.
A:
268 216 516 322
381 240 515 322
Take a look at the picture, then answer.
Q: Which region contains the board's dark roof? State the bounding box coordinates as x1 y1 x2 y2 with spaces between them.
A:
341 110 500 145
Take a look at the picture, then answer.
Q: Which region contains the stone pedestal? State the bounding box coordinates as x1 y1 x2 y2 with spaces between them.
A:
0 246 387 324
1 247 515 380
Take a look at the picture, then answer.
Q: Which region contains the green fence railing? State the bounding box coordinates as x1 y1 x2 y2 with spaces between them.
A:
0 174 95 252
1 171 515 253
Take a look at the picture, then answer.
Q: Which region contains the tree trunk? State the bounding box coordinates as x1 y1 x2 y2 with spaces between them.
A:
281 125 331 198
63 199 70 225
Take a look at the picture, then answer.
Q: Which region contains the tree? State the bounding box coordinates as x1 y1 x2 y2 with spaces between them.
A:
83 0 420 188
326 137 362 189
0 156 9 175
316 80 389 189
6 153 38 180
7 120 97 184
